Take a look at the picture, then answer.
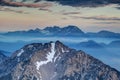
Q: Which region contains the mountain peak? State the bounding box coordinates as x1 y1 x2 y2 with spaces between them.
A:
34 28 41 31
42 25 84 36
12 41 69 58
64 25 79 29
43 26 61 32
55 40 65 46
0 41 120 80
63 25 84 34
27 28 41 33
98 30 115 34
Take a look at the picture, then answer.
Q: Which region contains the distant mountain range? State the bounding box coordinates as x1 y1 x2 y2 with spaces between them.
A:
72 40 120 49
0 41 120 80
1 25 120 38
1 25 85 37
75 40 104 48
108 40 120 48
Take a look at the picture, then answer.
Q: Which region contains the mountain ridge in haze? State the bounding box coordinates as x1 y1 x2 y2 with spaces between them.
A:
1 25 120 38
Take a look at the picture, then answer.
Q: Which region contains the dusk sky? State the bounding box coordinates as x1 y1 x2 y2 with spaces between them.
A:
0 0 120 32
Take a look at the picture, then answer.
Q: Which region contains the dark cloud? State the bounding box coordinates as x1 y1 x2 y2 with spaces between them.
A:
95 22 120 24
62 12 81 15
61 17 68 20
80 16 120 21
46 0 120 7
0 0 53 8
39 8 52 12
71 16 120 21
115 6 120 9
1 0 120 7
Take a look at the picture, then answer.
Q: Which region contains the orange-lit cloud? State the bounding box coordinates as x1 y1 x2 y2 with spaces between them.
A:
0 7 28 14
2 0 53 8
62 12 81 15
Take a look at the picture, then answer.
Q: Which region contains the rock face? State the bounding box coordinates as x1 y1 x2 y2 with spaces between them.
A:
0 41 120 80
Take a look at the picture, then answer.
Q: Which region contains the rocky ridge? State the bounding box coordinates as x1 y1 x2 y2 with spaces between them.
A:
0 41 120 80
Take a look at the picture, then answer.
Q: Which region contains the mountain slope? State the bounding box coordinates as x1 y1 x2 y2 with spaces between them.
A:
0 41 120 80
0 51 8 64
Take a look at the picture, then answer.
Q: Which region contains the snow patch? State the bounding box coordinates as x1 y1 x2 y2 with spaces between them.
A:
17 58 20 62
36 43 55 70
37 71 42 80
41 30 52 35
54 48 69 62
17 76 20 80
54 56 58 62
28 45 34 48
54 52 60 62
62 48 69 53
17 49 24 57
62 48 65 53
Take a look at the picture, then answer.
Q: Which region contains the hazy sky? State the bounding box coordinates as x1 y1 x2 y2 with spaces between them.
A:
0 1 120 32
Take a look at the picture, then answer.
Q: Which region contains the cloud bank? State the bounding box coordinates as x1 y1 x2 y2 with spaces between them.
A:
1 0 120 7
71 16 120 21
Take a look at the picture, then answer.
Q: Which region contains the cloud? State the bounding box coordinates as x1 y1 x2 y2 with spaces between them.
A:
1 0 120 7
71 16 120 21
62 12 81 15
46 0 120 7
0 0 53 8
61 17 68 20
39 8 52 12
115 6 120 9
0 6 28 14
81 16 120 21
95 22 120 24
